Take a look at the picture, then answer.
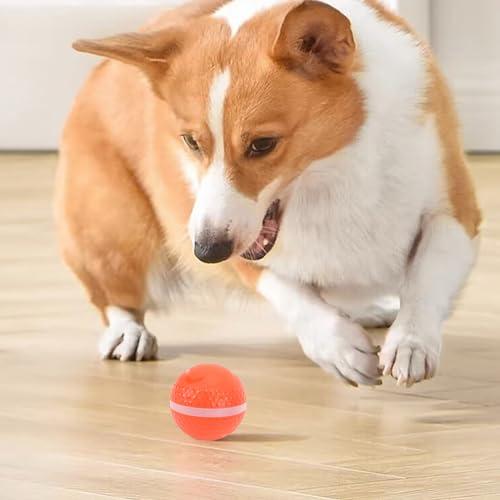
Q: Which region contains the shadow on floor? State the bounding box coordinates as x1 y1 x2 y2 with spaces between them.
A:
158 339 307 363
222 432 306 443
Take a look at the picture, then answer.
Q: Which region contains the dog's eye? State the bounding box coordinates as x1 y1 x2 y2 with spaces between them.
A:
182 134 201 153
246 137 279 158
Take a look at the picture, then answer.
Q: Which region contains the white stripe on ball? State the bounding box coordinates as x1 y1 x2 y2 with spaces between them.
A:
170 401 247 418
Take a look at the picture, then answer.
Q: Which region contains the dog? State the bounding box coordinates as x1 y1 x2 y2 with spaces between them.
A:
56 0 481 387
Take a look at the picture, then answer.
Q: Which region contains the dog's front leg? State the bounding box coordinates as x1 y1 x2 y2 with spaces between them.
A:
233 261 381 387
380 215 478 386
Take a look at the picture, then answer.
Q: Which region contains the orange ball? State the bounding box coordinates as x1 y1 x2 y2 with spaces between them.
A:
170 364 246 441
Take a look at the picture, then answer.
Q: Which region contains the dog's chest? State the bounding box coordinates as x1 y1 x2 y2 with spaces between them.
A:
263 163 422 291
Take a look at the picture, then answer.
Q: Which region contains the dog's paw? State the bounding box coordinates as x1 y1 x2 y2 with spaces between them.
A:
99 321 158 362
380 327 440 387
298 315 381 387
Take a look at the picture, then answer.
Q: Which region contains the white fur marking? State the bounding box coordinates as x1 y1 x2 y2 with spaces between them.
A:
208 70 231 164
214 0 287 37
106 306 135 325
100 306 157 362
176 71 230 195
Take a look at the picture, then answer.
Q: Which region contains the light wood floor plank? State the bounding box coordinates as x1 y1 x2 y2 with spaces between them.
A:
2 477 126 500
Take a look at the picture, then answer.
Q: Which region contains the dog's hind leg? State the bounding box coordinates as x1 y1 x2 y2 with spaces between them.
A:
56 142 164 361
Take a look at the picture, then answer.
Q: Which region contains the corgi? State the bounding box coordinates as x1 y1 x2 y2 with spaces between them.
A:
56 0 481 387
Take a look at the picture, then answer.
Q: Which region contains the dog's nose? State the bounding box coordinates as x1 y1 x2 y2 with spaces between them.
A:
194 238 234 264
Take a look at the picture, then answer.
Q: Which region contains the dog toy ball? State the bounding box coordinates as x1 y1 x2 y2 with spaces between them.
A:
170 364 246 441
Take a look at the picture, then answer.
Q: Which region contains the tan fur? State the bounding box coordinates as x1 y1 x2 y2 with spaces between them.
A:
57 120 162 317
423 59 482 237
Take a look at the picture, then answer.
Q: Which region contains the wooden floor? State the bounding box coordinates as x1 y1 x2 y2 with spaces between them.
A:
1 153 499 500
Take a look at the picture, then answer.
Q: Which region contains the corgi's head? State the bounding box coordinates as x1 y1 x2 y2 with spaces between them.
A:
74 0 364 263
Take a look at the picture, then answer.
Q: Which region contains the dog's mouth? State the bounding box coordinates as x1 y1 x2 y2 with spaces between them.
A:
241 200 281 261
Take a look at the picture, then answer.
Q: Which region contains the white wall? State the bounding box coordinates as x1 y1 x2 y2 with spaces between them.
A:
398 0 430 41
431 0 500 152
0 1 183 150
1 0 498 151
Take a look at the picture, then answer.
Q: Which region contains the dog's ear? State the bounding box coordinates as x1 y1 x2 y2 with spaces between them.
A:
73 29 184 81
272 0 355 77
